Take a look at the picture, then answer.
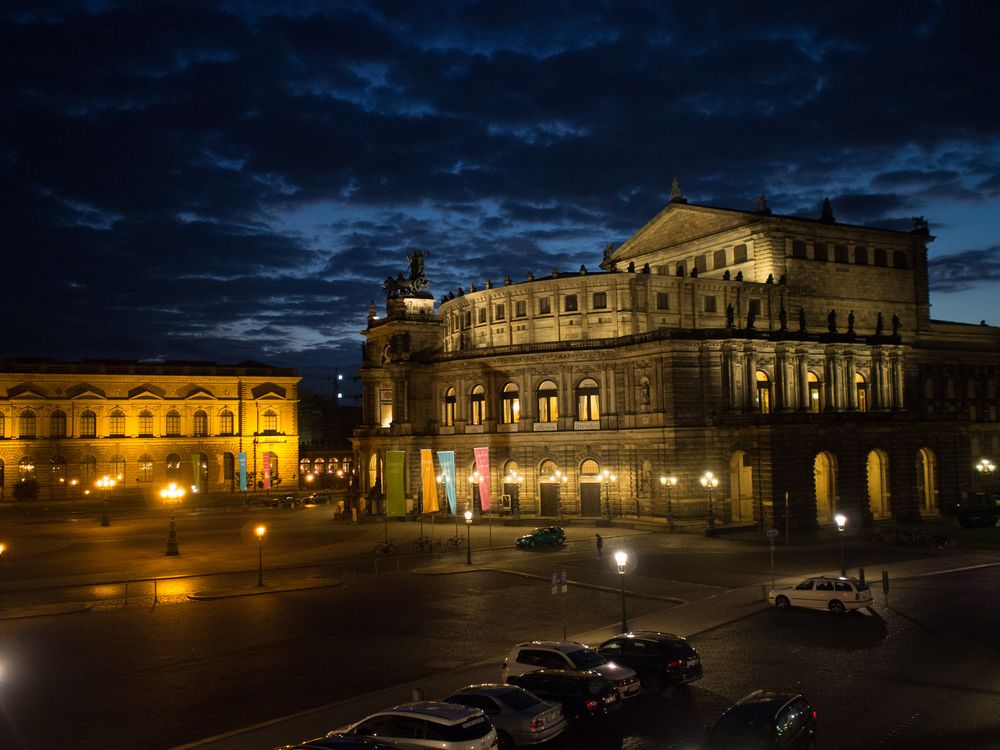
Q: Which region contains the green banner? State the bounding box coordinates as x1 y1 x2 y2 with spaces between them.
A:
386 450 406 517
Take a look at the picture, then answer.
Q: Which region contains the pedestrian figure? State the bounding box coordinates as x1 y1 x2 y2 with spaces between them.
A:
595 534 604 558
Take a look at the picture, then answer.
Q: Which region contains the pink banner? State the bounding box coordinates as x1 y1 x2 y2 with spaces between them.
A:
263 452 271 490
474 447 492 511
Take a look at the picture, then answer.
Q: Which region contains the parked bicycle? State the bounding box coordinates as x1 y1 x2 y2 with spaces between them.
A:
373 540 397 555
445 535 465 551
413 536 445 553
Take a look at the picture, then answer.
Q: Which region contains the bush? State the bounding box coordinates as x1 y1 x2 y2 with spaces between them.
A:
864 525 950 549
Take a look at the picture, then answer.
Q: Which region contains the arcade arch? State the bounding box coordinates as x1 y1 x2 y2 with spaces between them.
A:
867 449 890 519
814 451 838 523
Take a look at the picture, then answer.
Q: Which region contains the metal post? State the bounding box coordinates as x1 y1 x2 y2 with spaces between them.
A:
619 572 628 633
466 520 472 565
257 536 264 587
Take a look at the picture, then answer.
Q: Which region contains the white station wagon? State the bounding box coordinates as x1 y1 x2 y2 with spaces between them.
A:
768 576 873 614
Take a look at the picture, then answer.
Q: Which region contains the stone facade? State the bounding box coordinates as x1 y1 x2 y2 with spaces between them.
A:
0 359 300 502
352 198 1000 530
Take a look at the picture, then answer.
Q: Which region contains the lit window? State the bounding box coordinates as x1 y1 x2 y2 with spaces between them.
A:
109 409 125 437
262 410 278 434
80 410 96 438
166 453 181 478
165 410 181 437
138 454 153 483
50 410 67 439
138 410 154 436
443 387 456 426
537 380 558 423
470 385 486 425
19 456 36 481
501 383 520 424
219 409 234 435
51 456 66 484
193 410 208 436
807 371 822 413
856 373 870 412
756 371 772 414
576 378 601 421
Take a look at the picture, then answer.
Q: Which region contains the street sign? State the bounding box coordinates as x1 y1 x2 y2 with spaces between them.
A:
550 572 557 595
766 528 779 539
882 570 890 595
560 570 568 593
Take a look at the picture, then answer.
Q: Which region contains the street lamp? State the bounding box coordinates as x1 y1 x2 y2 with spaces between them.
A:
0 542 5 609
835 513 847 576
97 475 116 527
552 469 568 520
503 468 523 518
160 482 185 556
976 458 996 491
600 468 617 520
614 549 629 633
700 472 719 529
660 475 678 530
464 510 473 565
468 470 482 516
256 525 266 586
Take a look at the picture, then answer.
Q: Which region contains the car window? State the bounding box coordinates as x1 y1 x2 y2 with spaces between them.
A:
391 716 425 739
448 695 497 714
356 716 396 737
585 678 610 696
518 649 555 667
498 688 543 710
777 701 804 734
600 639 623 654
815 580 834 591
795 581 814 591
711 715 772 742
835 581 852 592
567 648 607 670
428 715 492 742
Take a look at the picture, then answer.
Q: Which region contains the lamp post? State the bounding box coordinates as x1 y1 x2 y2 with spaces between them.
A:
0 542 5 609
614 549 629 633
553 469 568 520
503 468 522 518
97 475 116 526
976 458 996 491
468 470 482 516
835 513 847 576
601 469 617 521
255 525 266 586
660 475 678 530
464 510 473 565
700 472 719 529
159 482 185 556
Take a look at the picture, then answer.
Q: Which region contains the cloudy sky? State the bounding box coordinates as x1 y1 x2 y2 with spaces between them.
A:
3 1 999 396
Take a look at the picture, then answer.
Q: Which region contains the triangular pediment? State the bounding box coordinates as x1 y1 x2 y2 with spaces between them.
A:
182 385 217 400
251 382 286 399
129 384 166 399
611 203 762 264
7 382 49 399
66 383 107 399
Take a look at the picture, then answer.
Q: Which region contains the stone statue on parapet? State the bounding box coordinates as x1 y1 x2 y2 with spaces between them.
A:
779 306 788 331
892 314 901 336
876 312 884 335
670 177 687 204
848 310 855 335
383 250 431 298
726 303 735 328
828 309 837 333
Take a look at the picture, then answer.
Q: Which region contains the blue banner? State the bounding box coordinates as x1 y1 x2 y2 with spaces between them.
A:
436 450 457 514
238 451 247 492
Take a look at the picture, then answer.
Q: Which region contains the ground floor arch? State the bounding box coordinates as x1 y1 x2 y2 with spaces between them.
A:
867 449 890 520
917 447 939 515
814 451 838 523
728 450 753 522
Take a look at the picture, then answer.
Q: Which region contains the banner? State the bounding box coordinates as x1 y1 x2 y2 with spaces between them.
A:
238 452 247 492
474 446 492 511
436 450 457 514
386 450 406 517
420 449 439 512
263 451 271 490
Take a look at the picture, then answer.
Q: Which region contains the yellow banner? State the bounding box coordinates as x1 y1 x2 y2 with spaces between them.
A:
421 449 439 512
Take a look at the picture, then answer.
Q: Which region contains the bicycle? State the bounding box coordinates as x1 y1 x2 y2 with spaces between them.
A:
373 540 397 555
445 535 465 551
413 537 446 553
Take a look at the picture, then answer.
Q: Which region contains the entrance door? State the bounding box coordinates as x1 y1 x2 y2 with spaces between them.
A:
503 482 520 517
580 483 601 516
540 483 560 516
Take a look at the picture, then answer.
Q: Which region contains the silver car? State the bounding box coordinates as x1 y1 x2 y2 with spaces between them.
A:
333 701 498 750
444 683 568 749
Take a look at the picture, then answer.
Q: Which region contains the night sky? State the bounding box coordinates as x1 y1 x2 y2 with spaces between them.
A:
4 1 999 397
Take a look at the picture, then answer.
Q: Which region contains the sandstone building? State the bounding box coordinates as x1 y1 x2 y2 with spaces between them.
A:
0 359 300 502
353 189 1000 530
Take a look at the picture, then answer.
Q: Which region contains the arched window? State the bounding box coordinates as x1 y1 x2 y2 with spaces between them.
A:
755 371 772 414
537 380 558 423
501 383 520 424
166 453 182 479
807 371 822 413
442 387 456 427
539 459 559 480
138 410 154 436
111 455 125 482
50 410 67 438
195 453 208 488
83 455 97 485
138 454 154 483
300 458 312 476
470 385 486 425
262 409 278 434
0 412 5 438
581 458 600 476
20 409 38 439
165 410 181 436
265 452 279 485
856 373 870 413
193 410 208 436
109 409 125 437
51 455 67 485
576 378 601 421
219 409 234 435
79 410 96 438
19 456 36 481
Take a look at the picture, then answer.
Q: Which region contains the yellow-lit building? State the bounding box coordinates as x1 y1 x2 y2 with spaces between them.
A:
0 359 300 502
353 188 1000 529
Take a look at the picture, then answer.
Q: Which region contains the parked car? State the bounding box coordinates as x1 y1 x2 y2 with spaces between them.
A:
443 683 568 749
515 526 565 548
704 690 817 749
333 701 498 750
506 669 621 725
501 641 640 700
947 492 1000 528
768 576 872 614
596 631 702 694
275 735 393 749
263 494 300 508
303 491 333 507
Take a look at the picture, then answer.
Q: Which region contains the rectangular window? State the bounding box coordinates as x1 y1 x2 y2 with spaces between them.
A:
703 296 717 313
749 299 761 316
855 246 868 265
874 248 887 266
139 413 154 436
166 413 180 436
80 412 96 438
792 240 808 259
656 292 669 310
495 304 505 320
713 249 727 268
109 413 125 437
695 255 708 273
592 291 607 309
464 312 472 327
564 294 578 312
733 244 748 263
835 244 849 263
515 300 526 317
538 297 551 315
814 242 828 262
478 308 487 324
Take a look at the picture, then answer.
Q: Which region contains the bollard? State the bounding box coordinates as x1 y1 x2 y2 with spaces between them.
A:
100 503 111 527
165 517 180 556
858 567 865 583
411 688 425 702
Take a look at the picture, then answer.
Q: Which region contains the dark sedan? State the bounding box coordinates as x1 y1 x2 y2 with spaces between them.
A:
704 690 817 749
515 526 566 548
597 630 702 694
507 669 620 724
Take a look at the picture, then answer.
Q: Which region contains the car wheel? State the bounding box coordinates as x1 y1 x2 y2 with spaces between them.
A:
775 595 791 611
829 599 846 614
497 730 515 750
642 671 666 696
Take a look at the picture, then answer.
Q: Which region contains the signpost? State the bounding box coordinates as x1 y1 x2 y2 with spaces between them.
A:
882 570 890 606
766 528 779 591
551 570 568 639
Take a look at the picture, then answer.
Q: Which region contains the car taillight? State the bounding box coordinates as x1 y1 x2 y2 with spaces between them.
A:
813 710 817 720
585 699 599 712
666 658 685 669
529 717 544 729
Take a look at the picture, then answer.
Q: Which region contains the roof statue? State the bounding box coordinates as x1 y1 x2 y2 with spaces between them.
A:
670 177 687 204
820 198 836 223
383 250 432 298
755 195 772 215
